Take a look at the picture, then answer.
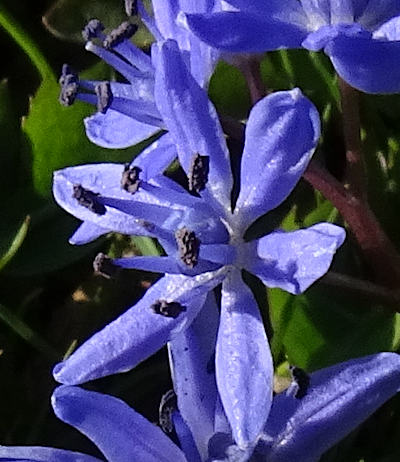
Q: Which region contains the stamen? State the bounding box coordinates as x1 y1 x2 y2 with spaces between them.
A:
121 164 142 194
59 64 79 106
93 253 118 279
159 389 177 434
151 299 186 318
290 365 310 399
82 19 105 41
188 154 209 194
72 184 106 215
95 81 113 114
175 227 200 268
103 21 138 49
125 0 138 16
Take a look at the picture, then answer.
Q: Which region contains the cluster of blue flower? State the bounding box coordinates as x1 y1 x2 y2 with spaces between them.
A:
2 1 400 461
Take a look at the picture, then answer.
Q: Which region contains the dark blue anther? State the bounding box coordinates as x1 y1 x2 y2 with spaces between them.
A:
125 0 138 16
103 21 138 49
188 153 209 194
95 82 113 114
59 64 79 106
93 253 117 279
151 300 187 318
72 184 106 215
121 164 142 194
175 227 200 268
82 19 105 41
159 389 177 434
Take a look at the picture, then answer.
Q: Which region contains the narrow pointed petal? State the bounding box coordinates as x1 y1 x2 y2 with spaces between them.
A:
186 11 308 53
0 446 101 462
52 386 187 462
69 221 108 245
300 0 330 28
358 1 400 29
169 292 219 459
328 0 355 23
374 16 400 40
152 0 180 40
216 270 273 449
154 39 232 209
247 223 345 294
262 353 400 462
133 134 177 180
53 164 183 238
84 110 159 149
113 255 220 276
54 269 227 385
325 35 400 93
235 89 320 226
172 412 202 462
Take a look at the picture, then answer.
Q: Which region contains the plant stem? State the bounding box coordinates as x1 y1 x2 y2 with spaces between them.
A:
237 56 266 104
338 76 367 198
303 161 400 288
321 272 400 311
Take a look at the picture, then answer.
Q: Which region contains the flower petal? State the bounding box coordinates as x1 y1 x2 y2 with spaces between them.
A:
0 446 101 462
84 110 159 149
172 412 202 462
262 353 400 462
358 1 400 29
325 34 400 93
133 134 177 180
53 164 183 238
69 221 108 245
235 89 320 226
52 386 187 462
373 15 400 40
54 269 227 385
113 255 220 276
169 292 219 459
247 223 345 294
216 269 273 449
154 39 232 210
186 11 308 53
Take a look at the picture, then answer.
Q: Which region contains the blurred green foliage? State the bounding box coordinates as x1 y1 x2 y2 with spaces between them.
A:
0 1 399 461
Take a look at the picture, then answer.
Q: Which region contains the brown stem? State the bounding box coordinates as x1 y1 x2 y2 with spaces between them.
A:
303 162 400 288
237 56 267 105
320 272 400 311
338 77 367 199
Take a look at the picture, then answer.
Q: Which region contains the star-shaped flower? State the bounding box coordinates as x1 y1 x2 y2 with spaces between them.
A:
185 0 400 93
52 40 345 449
59 0 222 149
1 354 400 462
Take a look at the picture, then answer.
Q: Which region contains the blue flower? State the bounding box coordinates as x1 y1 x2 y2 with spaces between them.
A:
185 0 400 94
59 0 221 149
52 40 345 449
1 353 400 462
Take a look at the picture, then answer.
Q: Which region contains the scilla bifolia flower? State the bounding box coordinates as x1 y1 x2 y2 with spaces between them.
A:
59 0 221 149
186 0 400 93
1 354 400 461
52 40 345 449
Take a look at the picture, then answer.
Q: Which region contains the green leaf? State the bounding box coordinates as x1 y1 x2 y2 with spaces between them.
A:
131 236 161 257
23 62 151 197
0 216 30 272
269 285 396 371
209 60 251 118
